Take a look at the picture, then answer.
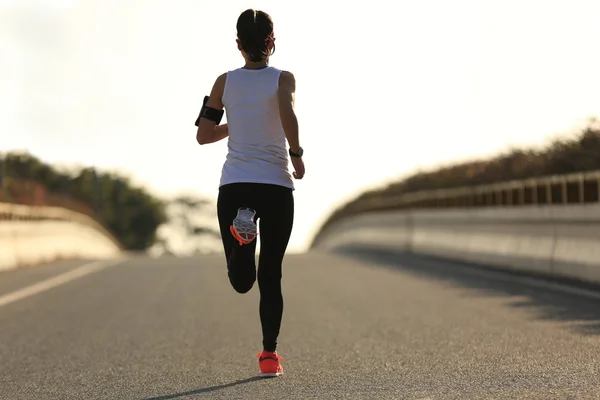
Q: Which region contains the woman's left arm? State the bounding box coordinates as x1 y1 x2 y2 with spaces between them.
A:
196 73 228 145
211 124 229 143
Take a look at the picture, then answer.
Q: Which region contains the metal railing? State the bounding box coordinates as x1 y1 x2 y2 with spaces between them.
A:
0 178 96 219
336 169 600 218
0 178 122 250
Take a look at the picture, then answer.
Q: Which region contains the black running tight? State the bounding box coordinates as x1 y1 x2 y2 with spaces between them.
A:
217 182 294 352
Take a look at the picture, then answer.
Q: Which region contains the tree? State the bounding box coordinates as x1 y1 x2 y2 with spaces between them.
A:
0 151 167 251
151 193 222 257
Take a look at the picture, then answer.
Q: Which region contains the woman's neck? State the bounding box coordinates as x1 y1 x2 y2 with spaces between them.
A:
243 59 269 69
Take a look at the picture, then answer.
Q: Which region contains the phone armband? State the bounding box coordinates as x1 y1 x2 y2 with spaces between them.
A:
195 95 224 126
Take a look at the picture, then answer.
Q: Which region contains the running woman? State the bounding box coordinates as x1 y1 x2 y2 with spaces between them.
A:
194 9 305 377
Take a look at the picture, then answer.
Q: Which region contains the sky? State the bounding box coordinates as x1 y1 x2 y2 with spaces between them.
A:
1 0 600 252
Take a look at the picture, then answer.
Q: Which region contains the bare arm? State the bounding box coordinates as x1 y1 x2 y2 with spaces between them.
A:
196 73 228 145
212 124 229 143
277 71 300 152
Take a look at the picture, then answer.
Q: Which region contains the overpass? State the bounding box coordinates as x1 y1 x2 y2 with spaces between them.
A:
1 171 599 399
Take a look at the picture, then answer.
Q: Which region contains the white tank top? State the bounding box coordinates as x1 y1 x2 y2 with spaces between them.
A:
219 66 294 190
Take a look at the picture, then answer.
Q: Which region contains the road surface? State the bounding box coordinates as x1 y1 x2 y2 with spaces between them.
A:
1 251 600 399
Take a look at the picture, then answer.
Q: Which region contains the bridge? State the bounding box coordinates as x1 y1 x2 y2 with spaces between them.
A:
1 171 600 399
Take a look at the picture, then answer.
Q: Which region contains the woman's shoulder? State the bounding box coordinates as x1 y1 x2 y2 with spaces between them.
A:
277 70 295 87
211 72 228 91
270 65 292 74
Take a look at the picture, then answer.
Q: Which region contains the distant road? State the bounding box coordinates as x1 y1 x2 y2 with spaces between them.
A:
1 251 599 399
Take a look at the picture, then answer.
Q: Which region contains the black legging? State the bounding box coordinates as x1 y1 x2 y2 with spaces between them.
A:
217 182 294 352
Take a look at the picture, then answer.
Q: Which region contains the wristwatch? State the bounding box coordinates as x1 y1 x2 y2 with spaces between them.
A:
289 147 304 158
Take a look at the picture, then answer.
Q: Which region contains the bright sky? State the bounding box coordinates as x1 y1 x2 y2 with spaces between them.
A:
2 0 600 252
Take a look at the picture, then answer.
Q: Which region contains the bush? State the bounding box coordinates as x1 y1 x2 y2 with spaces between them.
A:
318 119 600 234
0 151 167 250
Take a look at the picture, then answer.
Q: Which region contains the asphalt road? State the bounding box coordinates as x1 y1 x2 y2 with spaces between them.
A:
1 251 600 399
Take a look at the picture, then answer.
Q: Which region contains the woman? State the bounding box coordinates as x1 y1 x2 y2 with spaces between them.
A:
195 9 305 377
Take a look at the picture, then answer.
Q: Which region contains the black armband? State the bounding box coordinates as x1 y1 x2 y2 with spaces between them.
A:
195 95 224 126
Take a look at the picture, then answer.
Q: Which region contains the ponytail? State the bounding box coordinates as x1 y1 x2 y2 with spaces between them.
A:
236 9 275 62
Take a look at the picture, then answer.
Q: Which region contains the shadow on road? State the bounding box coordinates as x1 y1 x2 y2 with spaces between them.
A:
333 246 600 336
141 376 265 399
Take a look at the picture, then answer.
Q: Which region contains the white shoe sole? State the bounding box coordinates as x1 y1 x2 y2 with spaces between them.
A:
232 208 257 242
260 372 283 378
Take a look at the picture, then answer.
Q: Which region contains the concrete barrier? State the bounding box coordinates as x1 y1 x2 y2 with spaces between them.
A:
0 202 122 271
312 204 600 285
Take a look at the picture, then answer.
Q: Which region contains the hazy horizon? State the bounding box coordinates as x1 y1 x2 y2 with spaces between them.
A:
2 0 600 252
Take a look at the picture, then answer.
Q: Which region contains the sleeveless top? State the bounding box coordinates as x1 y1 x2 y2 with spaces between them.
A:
219 66 294 190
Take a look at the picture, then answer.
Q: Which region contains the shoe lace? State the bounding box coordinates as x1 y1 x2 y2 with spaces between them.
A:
256 351 283 362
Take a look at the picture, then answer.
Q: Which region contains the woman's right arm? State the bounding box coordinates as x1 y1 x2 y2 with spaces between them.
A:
278 71 305 179
277 71 301 153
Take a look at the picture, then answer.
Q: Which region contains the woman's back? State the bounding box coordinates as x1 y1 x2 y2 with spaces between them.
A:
220 66 293 189
194 8 304 378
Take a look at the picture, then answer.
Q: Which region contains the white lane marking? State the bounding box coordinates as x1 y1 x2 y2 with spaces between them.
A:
0 258 127 308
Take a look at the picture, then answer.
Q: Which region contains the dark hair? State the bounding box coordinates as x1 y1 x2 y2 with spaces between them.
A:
236 9 275 62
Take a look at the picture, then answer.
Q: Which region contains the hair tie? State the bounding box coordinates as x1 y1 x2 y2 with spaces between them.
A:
265 30 274 42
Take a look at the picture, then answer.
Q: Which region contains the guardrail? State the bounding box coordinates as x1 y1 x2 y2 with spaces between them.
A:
318 170 600 238
312 204 600 285
1 202 123 270
0 202 122 250
0 178 97 219
360 170 600 210
312 170 600 286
